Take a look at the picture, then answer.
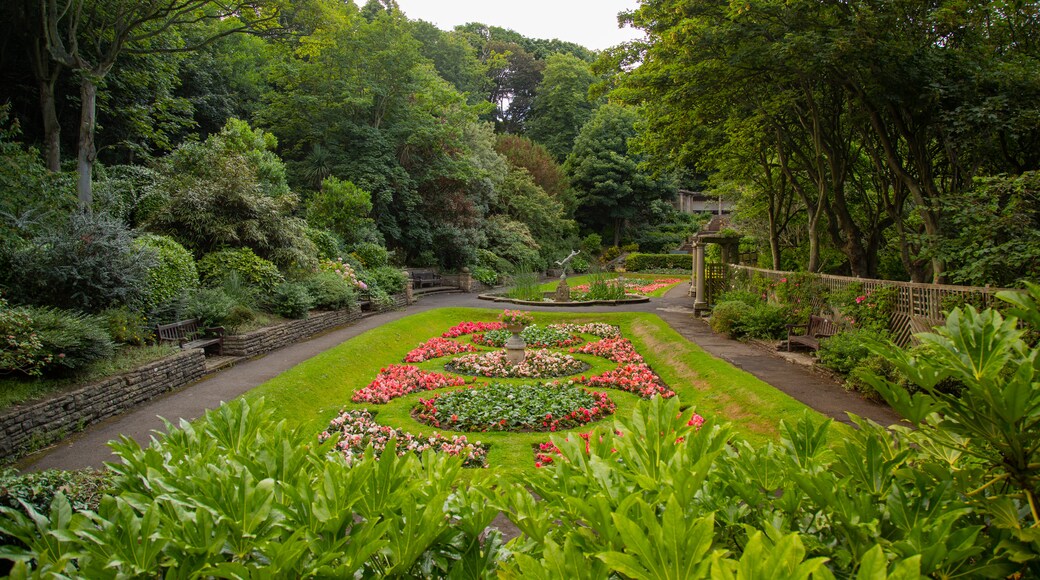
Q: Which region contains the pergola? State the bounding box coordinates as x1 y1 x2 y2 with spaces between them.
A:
690 224 741 314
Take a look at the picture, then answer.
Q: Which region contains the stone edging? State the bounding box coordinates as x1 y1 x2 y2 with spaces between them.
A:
0 349 207 461
476 293 650 307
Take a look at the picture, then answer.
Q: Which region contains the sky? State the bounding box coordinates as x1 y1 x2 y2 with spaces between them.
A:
391 0 644 51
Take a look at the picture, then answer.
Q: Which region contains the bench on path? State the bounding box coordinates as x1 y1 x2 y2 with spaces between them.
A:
786 315 839 352
156 319 225 356
411 270 442 289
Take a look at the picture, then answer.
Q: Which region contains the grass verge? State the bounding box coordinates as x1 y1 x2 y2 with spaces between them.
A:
538 273 686 297
246 307 833 478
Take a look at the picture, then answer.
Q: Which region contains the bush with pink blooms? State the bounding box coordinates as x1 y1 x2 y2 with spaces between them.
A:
471 324 582 348
320 409 488 467
352 364 467 404
548 323 621 339
578 363 675 398
404 337 477 362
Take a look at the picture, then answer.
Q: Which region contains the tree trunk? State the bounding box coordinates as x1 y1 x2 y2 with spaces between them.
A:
76 77 97 211
40 75 61 171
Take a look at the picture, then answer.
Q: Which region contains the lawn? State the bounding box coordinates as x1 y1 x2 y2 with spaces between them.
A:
245 307 831 477
537 273 687 297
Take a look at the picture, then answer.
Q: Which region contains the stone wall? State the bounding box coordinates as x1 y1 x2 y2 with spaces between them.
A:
0 349 206 461
223 308 364 357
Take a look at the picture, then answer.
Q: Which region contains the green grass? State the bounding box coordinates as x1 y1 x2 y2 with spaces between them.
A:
540 273 687 297
0 345 179 411
245 307 834 478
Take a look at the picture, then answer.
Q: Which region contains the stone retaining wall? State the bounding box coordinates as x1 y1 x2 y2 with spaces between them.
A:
223 309 364 357
0 349 206 461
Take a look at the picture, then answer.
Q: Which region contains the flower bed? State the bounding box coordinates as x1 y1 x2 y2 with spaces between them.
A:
471 325 583 348
441 321 505 338
352 364 468 404
445 349 590 378
414 382 616 432
579 363 675 398
570 338 644 364
549 323 621 339
320 409 488 468
533 412 703 467
404 337 477 363
569 278 682 297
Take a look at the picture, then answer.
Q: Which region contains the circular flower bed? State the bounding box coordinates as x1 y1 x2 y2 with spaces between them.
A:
471 324 583 348
441 321 505 338
414 382 616 432
549 323 621 339
320 409 488 467
445 349 590 378
570 338 644 364
579 363 675 398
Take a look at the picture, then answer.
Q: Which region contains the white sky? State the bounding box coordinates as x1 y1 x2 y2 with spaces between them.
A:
391 0 644 51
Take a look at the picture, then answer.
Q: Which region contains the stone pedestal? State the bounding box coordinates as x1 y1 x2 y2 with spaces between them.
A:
504 323 527 365
404 273 415 304
554 279 571 303
460 267 473 293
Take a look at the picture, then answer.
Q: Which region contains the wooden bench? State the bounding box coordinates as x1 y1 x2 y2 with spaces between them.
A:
786 315 839 352
156 319 225 356
411 271 442 289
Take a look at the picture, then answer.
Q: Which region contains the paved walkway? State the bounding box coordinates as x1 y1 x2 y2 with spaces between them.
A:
19 284 900 472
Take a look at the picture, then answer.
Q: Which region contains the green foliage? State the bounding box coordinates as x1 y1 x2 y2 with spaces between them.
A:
307 177 377 247
495 135 572 203
710 300 753 336
579 271 627 301
185 287 247 332
267 282 314 319
938 171 1040 287
625 253 692 272
602 246 621 263
472 266 499 286
526 53 598 161
0 469 112 515
197 248 283 295
732 303 792 339
3 212 155 314
570 256 590 273
0 399 506 578
361 266 408 296
146 119 316 272
818 328 887 376
304 228 342 261
302 272 356 311
350 242 391 269
580 233 602 258
133 234 198 313
101 308 151 347
506 267 544 301
0 298 50 377
31 308 116 374
830 284 897 332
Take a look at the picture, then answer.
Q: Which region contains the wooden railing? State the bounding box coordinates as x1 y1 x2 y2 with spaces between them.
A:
726 265 1011 346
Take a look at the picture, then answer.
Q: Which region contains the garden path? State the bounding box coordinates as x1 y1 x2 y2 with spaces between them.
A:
19 284 900 472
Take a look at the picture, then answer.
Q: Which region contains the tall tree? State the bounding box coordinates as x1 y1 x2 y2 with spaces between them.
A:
527 53 598 161
39 0 278 210
565 104 673 246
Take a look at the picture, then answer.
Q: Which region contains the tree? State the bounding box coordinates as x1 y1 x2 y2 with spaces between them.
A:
495 134 573 210
526 53 598 161
564 104 673 246
39 0 279 210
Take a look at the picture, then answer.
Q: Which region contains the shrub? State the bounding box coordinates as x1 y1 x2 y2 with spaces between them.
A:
302 272 355 311
350 242 390 269
197 248 283 295
716 289 761 307
32 308 115 373
506 267 543 301
580 233 602 258
267 282 313 319
304 227 342 261
4 212 154 313
0 298 50 376
570 256 591 273
133 234 198 312
602 245 621 262
710 300 752 336
624 253 692 272
620 243 639 253
472 266 499 286
306 177 376 247
818 327 885 375
101 308 150 346
362 266 408 295
185 287 239 331
730 302 792 339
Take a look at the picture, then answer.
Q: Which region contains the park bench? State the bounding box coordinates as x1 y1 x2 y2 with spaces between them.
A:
411 270 442 289
786 315 839 352
156 319 225 356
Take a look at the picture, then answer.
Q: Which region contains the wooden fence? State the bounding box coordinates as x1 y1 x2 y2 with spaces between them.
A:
726 265 1010 346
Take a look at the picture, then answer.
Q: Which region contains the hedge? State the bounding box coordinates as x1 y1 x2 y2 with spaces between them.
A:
624 253 692 271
